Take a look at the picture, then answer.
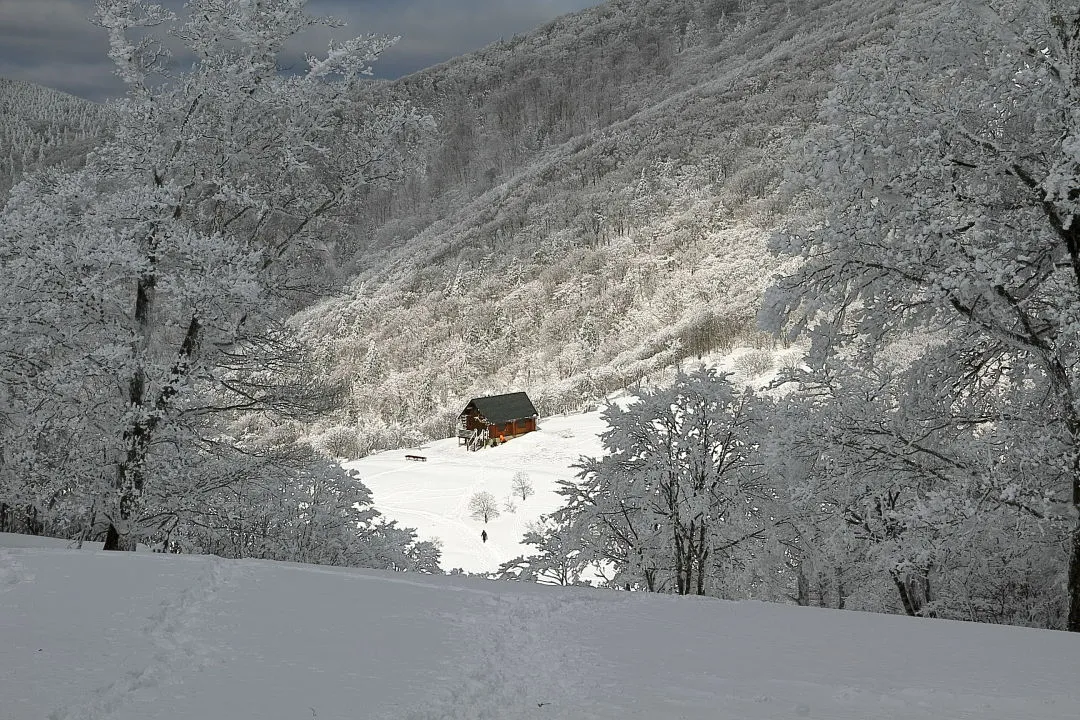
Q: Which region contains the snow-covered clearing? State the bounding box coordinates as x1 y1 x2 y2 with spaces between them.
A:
344 354 780 576
343 409 610 574
2 533 1078 720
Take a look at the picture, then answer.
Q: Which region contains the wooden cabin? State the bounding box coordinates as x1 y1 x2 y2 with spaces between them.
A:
458 392 539 449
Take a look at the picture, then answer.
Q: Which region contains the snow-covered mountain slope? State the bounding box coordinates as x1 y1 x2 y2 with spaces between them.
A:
292 0 928 452
3 534 1078 720
0 1 923 455
0 78 108 202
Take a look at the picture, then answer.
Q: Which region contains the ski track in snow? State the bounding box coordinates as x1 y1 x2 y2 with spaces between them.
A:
47 556 238 720
398 590 605 720
241 551 614 717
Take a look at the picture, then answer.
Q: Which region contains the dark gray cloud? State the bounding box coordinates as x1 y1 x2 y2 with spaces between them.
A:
0 0 601 102
0 1 122 99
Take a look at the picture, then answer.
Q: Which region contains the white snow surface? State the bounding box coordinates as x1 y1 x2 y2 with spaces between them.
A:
3 533 1079 720
343 409 610 574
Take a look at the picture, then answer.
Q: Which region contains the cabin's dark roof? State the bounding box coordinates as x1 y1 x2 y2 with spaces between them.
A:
462 392 538 424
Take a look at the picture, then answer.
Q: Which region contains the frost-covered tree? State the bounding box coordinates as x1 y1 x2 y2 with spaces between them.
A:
165 454 441 572
764 0 1080 630
762 348 1065 625
0 0 428 551
496 516 586 586
468 491 500 524
511 470 535 501
556 368 768 596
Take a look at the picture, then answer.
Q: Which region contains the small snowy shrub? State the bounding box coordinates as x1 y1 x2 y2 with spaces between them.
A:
315 425 363 458
775 348 805 374
733 349 774 378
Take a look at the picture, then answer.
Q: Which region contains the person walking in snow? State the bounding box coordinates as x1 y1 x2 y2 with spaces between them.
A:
481 529 488 543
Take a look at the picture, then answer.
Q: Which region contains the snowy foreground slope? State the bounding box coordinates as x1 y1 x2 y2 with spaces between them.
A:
3 536 1079 720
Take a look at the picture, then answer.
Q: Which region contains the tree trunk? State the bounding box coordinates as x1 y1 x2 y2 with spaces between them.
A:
1068 525 1080 632
891 570 918 617
796 564 810 606
673 527 688 595
26 504 41 535
1067 441 1080 631
105 469 144 551
695 522 708 596
103 260 200 553
922 572 937 619
834 566 846 609
105 268 156 552
103 523 120 550
1057 383 1080 631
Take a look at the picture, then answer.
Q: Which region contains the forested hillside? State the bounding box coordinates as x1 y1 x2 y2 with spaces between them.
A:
0 0 915 454
0 78 109 200
292 0 918 455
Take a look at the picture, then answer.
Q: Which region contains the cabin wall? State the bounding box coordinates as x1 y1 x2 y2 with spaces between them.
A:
488 417 537 439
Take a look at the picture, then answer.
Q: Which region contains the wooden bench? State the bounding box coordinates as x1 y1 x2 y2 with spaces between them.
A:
405 454 427 462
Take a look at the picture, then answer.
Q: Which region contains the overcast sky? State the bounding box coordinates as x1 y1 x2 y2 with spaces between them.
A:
0 0 603 102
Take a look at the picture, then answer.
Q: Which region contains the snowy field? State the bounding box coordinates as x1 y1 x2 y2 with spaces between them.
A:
343 409 610 574
343 353 785 575
3 534 1079 720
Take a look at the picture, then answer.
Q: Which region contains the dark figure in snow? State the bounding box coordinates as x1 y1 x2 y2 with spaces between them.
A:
481 530 488 543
